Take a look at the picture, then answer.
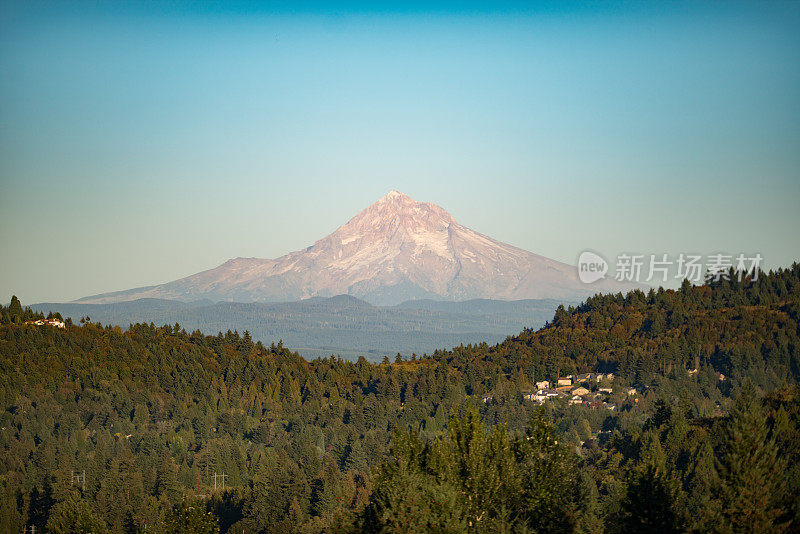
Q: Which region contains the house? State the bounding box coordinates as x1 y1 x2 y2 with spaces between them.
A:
605 373 615 381
569 395 583 405
599 387 613 394
535 380 550 390
603 402 617 411
626 387 638 396
526 389 559 404
571 386 591 397
557 377 572 387
30 318 65 329
532 390 548 403
575 373 592 383
589 373 604 382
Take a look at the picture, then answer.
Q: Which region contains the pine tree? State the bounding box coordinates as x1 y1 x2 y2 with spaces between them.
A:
164 500 219 533
513 410 579 532
362 429 466 532
616 464 681 533
716 383 788 532
46 495 109 534
344 440 368 473
156 452 182 503
9 295 23 321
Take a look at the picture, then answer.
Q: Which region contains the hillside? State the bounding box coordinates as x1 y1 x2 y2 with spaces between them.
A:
0 264 798 532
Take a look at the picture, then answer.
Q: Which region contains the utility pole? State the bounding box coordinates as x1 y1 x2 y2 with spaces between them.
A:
70 469 86 491
212 472 228 491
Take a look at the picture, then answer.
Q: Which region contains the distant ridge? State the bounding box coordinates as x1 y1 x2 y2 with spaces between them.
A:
77 191 637 305
33 295 567 361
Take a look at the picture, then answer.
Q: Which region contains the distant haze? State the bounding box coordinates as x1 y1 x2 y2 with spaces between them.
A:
32 295 567 361
1 2 799 303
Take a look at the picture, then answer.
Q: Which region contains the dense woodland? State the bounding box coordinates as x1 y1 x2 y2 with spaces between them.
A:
1 264 799 532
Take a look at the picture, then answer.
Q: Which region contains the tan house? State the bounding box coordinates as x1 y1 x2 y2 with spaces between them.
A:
571 386 591 397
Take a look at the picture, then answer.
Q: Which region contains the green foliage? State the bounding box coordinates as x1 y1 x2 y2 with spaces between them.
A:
9 295 23 321
164 500 219 533
0 264 798 531
614 464 681 533
46 495 109 534
715 382 789 533
364 409 583 532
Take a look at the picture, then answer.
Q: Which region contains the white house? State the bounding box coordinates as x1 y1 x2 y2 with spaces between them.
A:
31 318 65 329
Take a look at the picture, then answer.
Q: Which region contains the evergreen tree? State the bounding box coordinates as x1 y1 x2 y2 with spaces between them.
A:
363 429 466 532
156 452 182 503
164 500 219 533
716 383 788 532
9 294 23 321
46 495 109 534
516 410 579 533
615 464 680 534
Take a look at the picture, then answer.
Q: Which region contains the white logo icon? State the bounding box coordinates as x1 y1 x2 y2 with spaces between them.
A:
578 251 608 284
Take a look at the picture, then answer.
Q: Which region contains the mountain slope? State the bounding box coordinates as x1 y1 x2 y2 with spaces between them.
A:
78 191 634 305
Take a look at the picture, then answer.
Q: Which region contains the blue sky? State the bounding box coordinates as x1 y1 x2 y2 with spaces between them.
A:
1 1 799 303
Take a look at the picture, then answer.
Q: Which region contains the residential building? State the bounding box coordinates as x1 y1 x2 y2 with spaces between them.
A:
571 386 591 397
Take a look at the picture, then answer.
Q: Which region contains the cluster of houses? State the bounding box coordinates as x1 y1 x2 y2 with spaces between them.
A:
523 372 620 410
480 372 644 411
27 318 66 328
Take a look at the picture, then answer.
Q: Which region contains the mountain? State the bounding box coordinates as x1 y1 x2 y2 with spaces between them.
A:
32 295 564 361
77 190 634 305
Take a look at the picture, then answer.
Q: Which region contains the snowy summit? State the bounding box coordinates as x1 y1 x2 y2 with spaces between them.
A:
78 191 633 305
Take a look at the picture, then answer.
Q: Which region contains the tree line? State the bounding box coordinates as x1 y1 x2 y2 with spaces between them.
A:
0 264 798 532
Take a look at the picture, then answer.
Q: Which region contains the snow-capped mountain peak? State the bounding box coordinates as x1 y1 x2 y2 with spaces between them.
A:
77 191 635 305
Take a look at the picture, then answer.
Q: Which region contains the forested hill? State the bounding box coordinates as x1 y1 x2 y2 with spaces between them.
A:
0 264 798 532
436 264 800 401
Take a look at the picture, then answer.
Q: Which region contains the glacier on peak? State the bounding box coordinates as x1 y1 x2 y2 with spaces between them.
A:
76 191 638 305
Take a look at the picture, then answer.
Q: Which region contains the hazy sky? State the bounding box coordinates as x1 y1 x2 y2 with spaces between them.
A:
1 1 799 304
